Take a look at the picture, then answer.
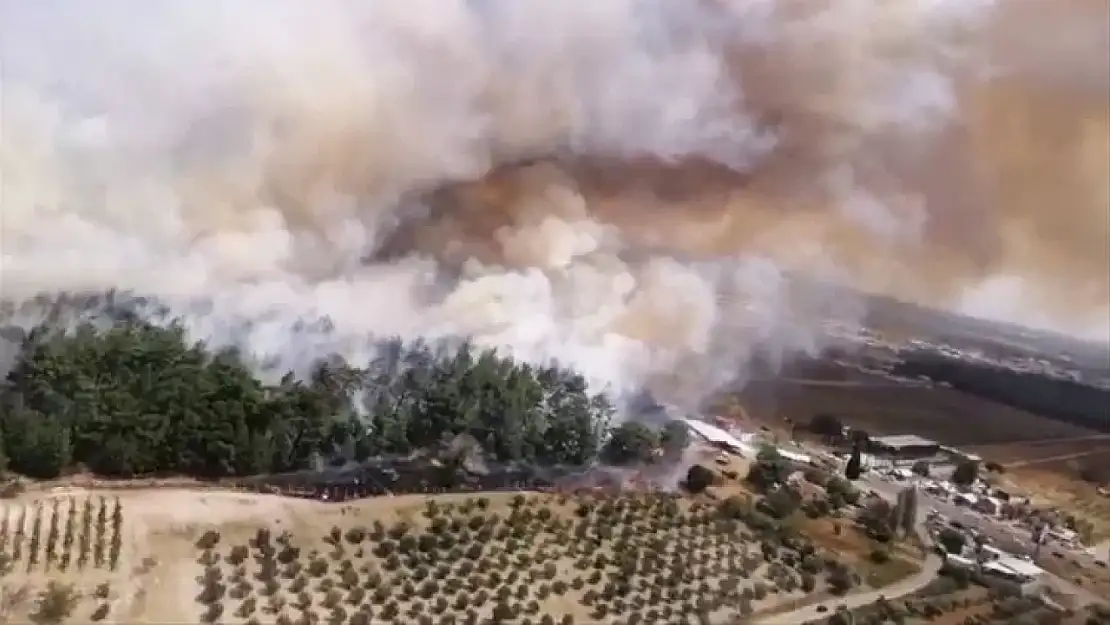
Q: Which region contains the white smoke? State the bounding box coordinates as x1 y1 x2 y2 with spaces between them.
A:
0 0 1103 407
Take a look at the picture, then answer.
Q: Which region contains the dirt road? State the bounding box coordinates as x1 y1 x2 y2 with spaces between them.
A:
756 552 944 625
1003 446 1110 468
757 474 942 625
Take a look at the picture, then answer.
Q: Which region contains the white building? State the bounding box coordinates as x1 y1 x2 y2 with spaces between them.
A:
683 418 815 465
975 496 1003 516
858 453 890 470
944 554 977 570
1046 527 1078 546
954 492 978 507
778 448 814 466
983 556 1044 594
979 544 1006 562
681 419 751 455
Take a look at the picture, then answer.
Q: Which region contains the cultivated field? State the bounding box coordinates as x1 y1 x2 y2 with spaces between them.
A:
965 438 1110 467
740 376 1102 448
732 357 1110 539
0 486 906 624
0 493 134 623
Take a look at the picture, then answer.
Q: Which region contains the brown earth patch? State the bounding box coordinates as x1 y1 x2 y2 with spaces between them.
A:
737 379 1101 447
796 517 923 589
967 437 1110 464
0 486 869 624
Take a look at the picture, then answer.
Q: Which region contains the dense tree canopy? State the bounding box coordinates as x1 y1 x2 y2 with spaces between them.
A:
684 464 717 493
951 459 979 487
894 354 1110 434
599 418 695 466
746 444 790 491
0 317 615 480
844 444 863 480
808 413 844 438
658 419 690 459
601 422 659 465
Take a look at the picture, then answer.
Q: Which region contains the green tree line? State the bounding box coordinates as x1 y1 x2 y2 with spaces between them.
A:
0 317 615 480
893 354 1110 433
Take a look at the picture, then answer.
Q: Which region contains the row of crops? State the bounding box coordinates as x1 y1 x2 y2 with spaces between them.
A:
0 496 125 574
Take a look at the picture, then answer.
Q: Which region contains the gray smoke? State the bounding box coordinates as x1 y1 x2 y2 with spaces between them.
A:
1 0 1106 410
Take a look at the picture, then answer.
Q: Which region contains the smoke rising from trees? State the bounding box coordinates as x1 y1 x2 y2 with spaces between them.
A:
1 0 1107 408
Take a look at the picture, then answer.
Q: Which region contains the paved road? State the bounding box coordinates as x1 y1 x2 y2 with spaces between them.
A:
757 553 944 625
864 474 1105 608
758 467 1106 623
758 473 943 625
861 473 1037 557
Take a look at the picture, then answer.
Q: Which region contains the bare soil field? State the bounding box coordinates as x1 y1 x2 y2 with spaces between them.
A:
794 517 923 589
735 362 1103 448
966 438 1110 466
1038 548 1110 601
1003 467 1110 539
913 588 993 625
1015 450 1110 486
0 486 884 625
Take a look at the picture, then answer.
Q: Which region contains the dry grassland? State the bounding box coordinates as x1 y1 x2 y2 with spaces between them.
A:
999 470 1110 541
0 486 886 624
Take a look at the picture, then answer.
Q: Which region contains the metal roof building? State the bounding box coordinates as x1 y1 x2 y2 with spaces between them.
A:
944 554 977 569
869 434 941 450
681 418 752 455
868 434 943 462
984 556 1043 582
777 448 814 465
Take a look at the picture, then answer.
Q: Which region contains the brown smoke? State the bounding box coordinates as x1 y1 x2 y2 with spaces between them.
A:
386 0 1110 336
1 0 1107 405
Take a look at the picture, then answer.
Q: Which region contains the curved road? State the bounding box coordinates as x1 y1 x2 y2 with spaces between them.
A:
758 474 943 625
756 552 943 625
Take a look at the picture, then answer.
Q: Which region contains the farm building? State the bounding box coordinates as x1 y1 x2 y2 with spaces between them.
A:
953 492 978 507
681 418 753 455
980 544 1008 561
983 556 1045 595
940 446 982 463
975 496 1004 516
777 448 814 466
944 554 977 570
867 434 942 462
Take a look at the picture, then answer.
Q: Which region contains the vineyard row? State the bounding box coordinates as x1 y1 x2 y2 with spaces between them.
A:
0 496 125 574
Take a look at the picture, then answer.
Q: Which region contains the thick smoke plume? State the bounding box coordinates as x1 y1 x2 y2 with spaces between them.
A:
1 0 1108 406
